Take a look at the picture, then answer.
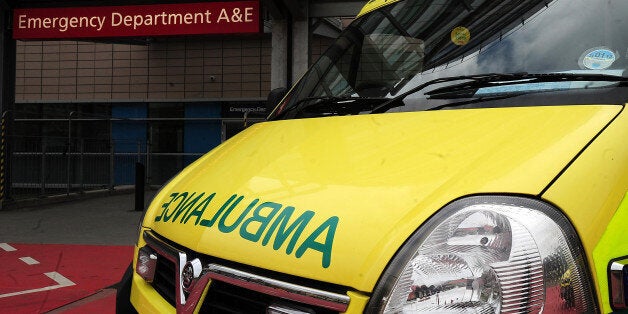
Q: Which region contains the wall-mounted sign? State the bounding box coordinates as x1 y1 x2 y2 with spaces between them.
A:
221 102 267 118
13 1 260 40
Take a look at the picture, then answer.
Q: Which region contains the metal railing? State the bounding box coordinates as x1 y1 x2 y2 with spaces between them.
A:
2 112 266 203
9 136 147 199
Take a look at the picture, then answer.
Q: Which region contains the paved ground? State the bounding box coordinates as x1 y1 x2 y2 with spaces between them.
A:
0 189 155 245
0 189 156 313
0 243 133 313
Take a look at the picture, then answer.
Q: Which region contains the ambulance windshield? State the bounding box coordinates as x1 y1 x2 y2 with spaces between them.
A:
269 0 628 120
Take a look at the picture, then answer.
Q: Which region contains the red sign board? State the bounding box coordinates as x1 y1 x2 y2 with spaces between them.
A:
13 1 261 40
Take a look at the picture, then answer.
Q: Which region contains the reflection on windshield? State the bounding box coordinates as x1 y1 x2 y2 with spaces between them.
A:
270 0 628 119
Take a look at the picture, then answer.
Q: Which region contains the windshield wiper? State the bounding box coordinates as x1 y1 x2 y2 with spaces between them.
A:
370 73 529 113
371 72 628 113
285 95 386 117
425 72 628 99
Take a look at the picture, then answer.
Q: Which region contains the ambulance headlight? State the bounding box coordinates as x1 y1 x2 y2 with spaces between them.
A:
136 246 157 282
367 196 597 313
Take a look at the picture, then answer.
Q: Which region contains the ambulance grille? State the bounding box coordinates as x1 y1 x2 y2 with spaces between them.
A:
200 280 337 313
143 231 350 313
151 252 177 306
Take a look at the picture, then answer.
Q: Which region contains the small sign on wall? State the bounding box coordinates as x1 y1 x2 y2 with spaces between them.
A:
13 1 261 40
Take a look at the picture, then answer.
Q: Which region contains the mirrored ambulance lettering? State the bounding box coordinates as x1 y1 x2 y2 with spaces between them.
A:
154 192 338 268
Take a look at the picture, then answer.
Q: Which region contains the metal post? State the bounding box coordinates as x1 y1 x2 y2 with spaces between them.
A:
146 123 153 186
79 139 84 193
109 116 115 191
0 5 17 208
146 139 151 186
137 140 141 163
109 141 115 191
67 111 75 195
135 162 145 211
40 142 46 196
0 111 9 207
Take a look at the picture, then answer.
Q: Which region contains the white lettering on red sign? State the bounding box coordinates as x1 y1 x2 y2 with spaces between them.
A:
18 14 106 32
110 11 216 29
13 2 260 39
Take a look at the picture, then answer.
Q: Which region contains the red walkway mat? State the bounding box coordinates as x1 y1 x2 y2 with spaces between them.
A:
0 243 132 313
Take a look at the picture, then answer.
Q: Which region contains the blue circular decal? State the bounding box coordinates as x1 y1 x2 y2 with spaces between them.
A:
580 47 616 70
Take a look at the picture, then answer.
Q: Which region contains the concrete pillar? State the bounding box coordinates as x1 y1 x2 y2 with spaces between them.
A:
0 6 15 206
267 0 311 89
0 7 15 113
271 19 289 90
291 18 310 85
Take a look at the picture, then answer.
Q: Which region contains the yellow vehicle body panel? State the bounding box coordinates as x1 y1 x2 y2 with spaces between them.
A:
543 107 628 313
140 105 620 294
592 193 628 312
357 0 402 17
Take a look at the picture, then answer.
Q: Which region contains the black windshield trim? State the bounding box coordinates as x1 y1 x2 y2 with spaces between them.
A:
426 73 628 98
371 73 526 113
371 73 628 114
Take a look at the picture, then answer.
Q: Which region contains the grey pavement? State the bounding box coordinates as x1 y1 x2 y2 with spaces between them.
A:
0 189 156 245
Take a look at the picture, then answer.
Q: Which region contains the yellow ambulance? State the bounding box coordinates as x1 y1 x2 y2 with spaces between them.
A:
118 0 628 312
